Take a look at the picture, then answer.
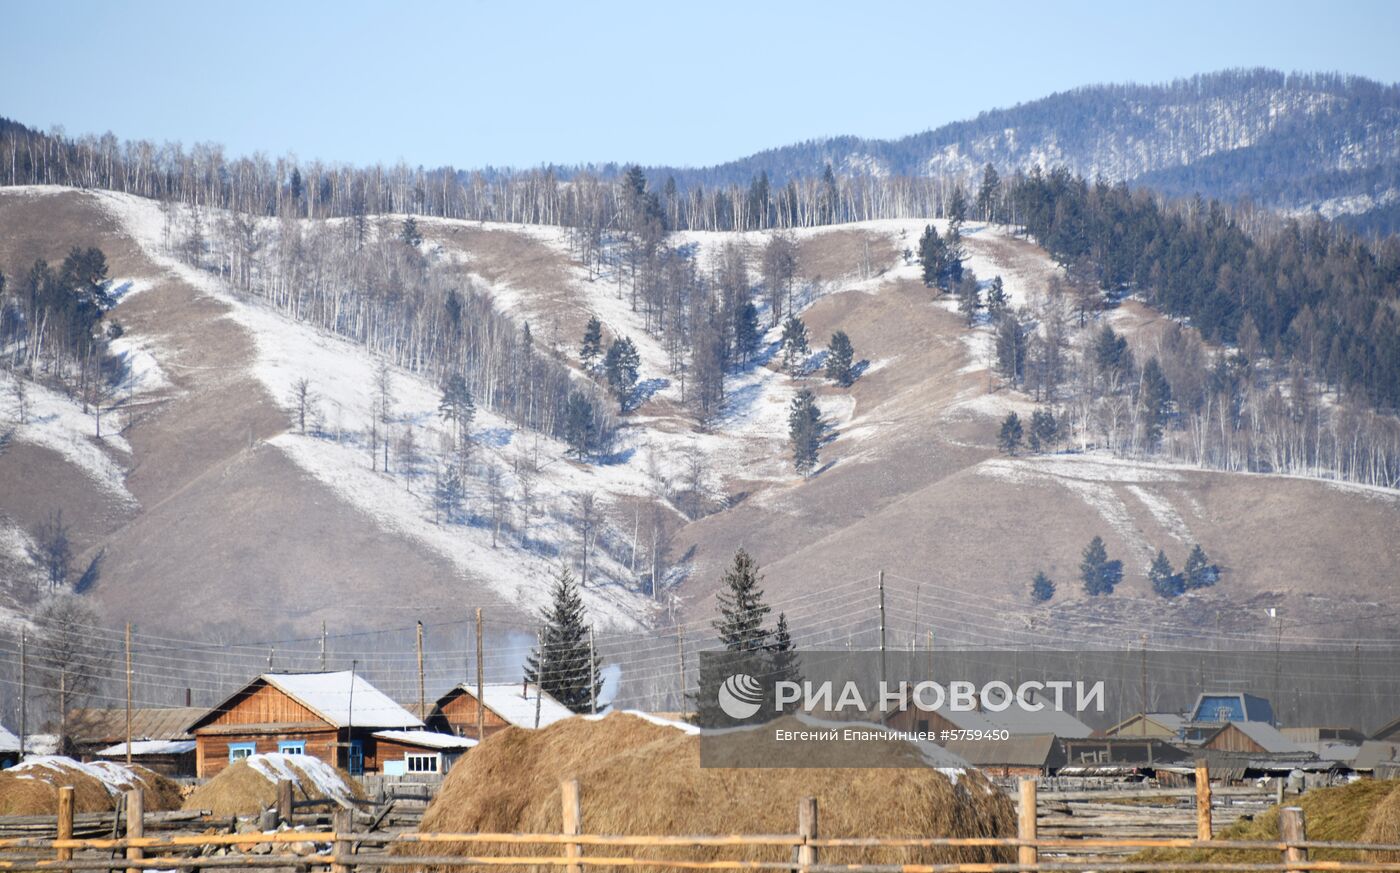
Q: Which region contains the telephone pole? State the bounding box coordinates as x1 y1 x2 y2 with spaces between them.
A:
878 571 887 693
475 608 485 741
19 629 27 763
125 623 133 766
416 621 426 724
589 627 598 715
319 621 327 671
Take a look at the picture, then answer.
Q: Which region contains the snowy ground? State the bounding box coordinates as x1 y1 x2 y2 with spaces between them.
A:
1 369 134 504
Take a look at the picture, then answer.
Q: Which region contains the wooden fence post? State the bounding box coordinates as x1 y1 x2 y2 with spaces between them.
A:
561 779 582 873
1281 806 1308 869
56 785 74 862
1195 761 1213 840
331 807 353 873
125 788 144 873
277 778 293 825
1017 778 1037 870
797 796 818 872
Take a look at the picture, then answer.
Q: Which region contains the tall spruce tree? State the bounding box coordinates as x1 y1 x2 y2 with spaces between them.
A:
1080 535 1123 596
1149 549 1184 598
1183 544 1220 589
400 215 422 246
825 330 855 386
1028 408 1057 452
997 412 1023 454
788 388 821 474
694 548 777 726
768 612 801 708
918 225 944 288
603 337 640 411
524 567 603 714
580 316 603 370
780 315 810 374
1030 571 1056 603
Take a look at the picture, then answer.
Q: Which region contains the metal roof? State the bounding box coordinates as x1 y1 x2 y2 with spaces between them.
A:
67 707 204 743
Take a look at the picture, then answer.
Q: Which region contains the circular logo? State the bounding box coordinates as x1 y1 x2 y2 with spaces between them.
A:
717 673 764 720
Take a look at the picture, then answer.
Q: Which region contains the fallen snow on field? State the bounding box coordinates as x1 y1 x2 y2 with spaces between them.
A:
1 370 134 503
107 332 169 394
1125 484 1194 543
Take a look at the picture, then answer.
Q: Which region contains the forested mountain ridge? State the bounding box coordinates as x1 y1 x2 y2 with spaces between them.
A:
642 70 1400 230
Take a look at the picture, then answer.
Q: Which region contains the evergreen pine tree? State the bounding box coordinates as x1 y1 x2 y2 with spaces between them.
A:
1140 357 1172 449
917 225 944 288
985 276 1008 318
956 274 981 325
948 186 968 229
995 312 1028 384
400 215 422 246
997 412 1023 454
1030 571 1056 603
976 164 1001 222
1081 536 1123 596
1149 549 1184 598
437 374 475 444
694 548 775 727
564 391 596 459
942 225 966 288
603 337 640 410
780 315 810 374
580 316 603 370
524 567 603 714
734 301 761 365
768 612 801 709
1183 544 1220 589
825 330 855 386
788 389 821 475
432 465 465 524
1028 408 1057 452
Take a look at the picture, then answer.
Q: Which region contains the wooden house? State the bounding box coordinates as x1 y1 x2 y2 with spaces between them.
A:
428 682 574 740
1201 720 1305 755
94 740 197 778
372 730 475 776
186 671 423 778
67 707 203 761
1103 712 1186 739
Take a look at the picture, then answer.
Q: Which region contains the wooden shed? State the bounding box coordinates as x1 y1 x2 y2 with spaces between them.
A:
67 707 203 760
1201 720 1305 755
427 682 574 741
187 671 424 779
94 739 197 778
372 730 476 776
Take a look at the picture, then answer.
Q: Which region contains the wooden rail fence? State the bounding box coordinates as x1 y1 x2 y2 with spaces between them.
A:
3 770 1398 873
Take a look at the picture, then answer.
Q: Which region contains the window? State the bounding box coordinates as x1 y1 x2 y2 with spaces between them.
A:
278 740 306 755
229 742 256 763
346 741 364 776
405 753 440 773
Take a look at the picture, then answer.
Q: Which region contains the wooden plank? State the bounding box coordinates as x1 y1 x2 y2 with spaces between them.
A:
1018 780 1038 871
55 789 73 863
562 779 583 873
125 789 143 873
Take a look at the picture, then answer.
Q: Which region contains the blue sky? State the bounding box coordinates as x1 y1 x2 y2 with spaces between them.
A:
4 0 1399 170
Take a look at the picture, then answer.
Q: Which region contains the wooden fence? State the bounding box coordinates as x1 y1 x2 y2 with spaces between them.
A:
3 770 1400 873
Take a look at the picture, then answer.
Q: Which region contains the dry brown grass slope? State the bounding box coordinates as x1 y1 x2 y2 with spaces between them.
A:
0 191 531 635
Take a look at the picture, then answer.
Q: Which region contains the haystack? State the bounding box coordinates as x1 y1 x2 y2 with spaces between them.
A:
1362 781 1400 861
1135 779 1400 866
183 753 365 816
0 757 182 815
406 712 1014 871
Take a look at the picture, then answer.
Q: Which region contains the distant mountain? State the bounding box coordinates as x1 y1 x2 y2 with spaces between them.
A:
644 69 1400 232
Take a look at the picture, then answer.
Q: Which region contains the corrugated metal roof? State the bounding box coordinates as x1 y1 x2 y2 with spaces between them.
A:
372 729 476 750
1223 721 1304 754
68 708 204 743
453 682 574 729
1352 740 1400 770
96 740 197 757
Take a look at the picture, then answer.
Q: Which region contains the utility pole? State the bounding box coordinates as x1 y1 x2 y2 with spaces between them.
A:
320 621 327 671
19 628 26 763
125 623 133 766
676 627 686 716
878 571 886 693
475 608 485 741
534 626 544 729
1139 633 1149 734
589 627 597 715
416 621 426 724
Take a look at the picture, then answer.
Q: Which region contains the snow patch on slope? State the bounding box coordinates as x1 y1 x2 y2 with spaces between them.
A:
1 370 134 503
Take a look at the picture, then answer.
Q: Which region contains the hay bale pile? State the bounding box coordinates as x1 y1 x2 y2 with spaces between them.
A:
406 712 1014 871
183 752 364 816
1135 779 1400 866
1362 783 1400 861
0 756 182 814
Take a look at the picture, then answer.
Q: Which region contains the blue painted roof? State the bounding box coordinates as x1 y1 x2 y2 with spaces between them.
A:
1191 693 1274 724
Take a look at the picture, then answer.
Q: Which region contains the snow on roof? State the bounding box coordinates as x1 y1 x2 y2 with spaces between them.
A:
0 725 20 753
583 710 700 735
462 682 574 728
96 740 197 757
373 729 477 750
263 671 423 729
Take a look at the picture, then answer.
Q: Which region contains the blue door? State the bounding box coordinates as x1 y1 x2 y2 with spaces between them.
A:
347 740 364 776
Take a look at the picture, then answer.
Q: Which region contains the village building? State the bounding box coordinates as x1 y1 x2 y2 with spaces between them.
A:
1103 712 1187 739
372 730 476 775
1371 714 1400 742
66 707 203 776
186 671 423 778
0 724 20 770
885 684 1094 739
1200 720 1304 756
427 682 574 740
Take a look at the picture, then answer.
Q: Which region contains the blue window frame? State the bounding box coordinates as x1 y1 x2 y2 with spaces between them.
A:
278 740 306 755
229 742 256 763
